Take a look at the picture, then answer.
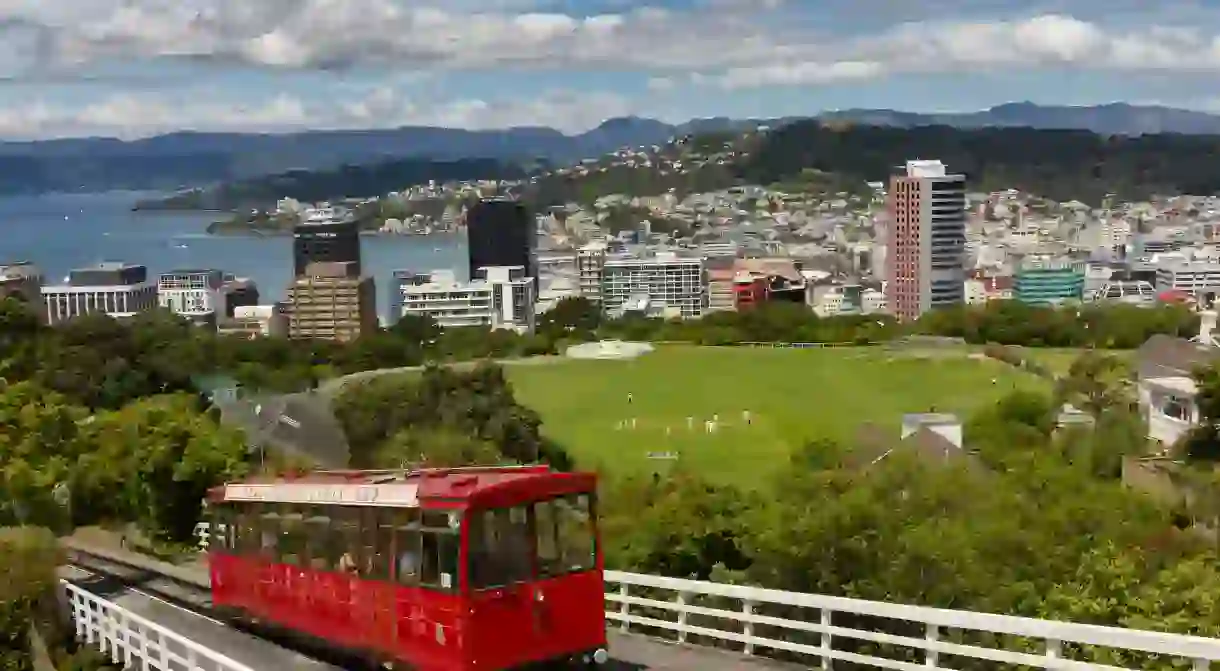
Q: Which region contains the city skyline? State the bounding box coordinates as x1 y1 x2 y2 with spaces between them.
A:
5 0 1220 140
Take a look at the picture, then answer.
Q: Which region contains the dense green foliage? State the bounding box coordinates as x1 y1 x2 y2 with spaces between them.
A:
333 363 572 471
737 122 1220 204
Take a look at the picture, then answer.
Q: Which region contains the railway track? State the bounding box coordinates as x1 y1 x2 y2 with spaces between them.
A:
64 548 363 670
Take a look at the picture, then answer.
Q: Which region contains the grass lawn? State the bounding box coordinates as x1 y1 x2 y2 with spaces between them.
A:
1016 348 1136 377
506 345 1048 487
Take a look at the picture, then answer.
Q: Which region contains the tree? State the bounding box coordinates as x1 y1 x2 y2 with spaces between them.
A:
0 382 90 529
79 394 249 541
1055 351 1131 419
374 427 505 468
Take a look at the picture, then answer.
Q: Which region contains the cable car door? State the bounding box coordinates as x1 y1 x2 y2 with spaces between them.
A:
468 506 538 670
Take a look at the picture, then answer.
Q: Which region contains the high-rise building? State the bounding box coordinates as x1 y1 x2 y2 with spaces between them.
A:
466 199 536 288
577 241 607 302
293 208 361 276
158 268 225 327
42 262 157 324
285 261 377 342
885 160 967 321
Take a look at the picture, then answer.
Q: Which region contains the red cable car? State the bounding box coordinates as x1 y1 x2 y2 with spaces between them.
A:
204 466 608 670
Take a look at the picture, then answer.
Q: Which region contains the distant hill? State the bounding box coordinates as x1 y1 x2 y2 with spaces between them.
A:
0 117 769 196
138 156 527 212
8 103 1220 196
821 102 1220 136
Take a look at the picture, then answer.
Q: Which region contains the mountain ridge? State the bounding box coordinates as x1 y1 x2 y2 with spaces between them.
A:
7 103 1220 195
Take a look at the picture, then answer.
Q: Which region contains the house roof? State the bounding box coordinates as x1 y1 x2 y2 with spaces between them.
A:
849 422 981 470
1136 334 1220 381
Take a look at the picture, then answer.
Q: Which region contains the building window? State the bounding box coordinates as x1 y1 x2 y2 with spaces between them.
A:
1163 395 1192 422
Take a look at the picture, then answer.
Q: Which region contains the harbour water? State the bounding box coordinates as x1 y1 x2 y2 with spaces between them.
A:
0 191 467 318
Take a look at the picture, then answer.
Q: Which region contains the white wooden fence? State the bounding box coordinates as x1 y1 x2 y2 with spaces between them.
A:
186 523 1220 669
604 571 1220 670
62 580 256 671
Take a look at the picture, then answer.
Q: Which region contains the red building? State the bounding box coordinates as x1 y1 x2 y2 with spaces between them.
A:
885 160 967 321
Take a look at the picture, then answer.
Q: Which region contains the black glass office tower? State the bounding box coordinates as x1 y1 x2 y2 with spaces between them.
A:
293 221 361 276
466 199 536 286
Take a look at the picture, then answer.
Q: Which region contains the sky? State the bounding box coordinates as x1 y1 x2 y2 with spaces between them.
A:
5 0 1220 139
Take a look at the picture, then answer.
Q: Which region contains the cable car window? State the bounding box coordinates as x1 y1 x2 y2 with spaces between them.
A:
304 506 334 571
258 509 280 560
235 504 261 554
469 506 532 589
361 508 393 581
533 501 561 578
555 494 596 574
210 505 234 552
420 510 460 592
334 507 361 576
393 509 421 587
280 505 307 567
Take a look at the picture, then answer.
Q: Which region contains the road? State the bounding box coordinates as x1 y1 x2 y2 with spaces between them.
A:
63 541 790 670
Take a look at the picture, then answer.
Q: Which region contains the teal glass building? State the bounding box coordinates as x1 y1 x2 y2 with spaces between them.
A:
1014 258 1085 306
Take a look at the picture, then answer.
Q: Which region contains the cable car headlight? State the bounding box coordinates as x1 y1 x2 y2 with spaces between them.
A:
448 511 461 530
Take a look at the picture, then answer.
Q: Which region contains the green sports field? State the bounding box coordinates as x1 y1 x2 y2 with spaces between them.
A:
506 345 1047 487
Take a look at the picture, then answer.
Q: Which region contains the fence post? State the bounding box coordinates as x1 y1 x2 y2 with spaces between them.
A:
676 592 688 644
1045 638 1061 667
820 608 833 670
742 599 755 655
925 624 939 668
619 583 629 632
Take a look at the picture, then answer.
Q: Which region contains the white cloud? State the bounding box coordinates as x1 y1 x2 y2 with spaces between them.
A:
0 87 642 139
4 1 1220 85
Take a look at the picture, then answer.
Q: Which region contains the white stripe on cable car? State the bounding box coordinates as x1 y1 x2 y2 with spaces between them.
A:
223 483 420 506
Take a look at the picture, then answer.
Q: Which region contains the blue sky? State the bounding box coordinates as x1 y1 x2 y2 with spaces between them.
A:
4 0 1220 139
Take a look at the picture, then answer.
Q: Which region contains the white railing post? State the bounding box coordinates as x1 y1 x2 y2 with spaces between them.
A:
742 599 755 655
925 623 939 668
140 622 151 671
675 592 688 644
1045 638 1061 668
619 583 629 632
820 608 832 670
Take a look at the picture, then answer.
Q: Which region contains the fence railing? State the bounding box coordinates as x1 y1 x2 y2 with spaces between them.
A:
62 579 256 671
185 524 1220 668
604 571 1220 670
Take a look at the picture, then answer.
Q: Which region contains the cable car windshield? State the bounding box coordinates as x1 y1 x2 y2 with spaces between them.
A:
468 492 596 590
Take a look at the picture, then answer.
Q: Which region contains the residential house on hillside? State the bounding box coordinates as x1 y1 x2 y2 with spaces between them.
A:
1136 333 1220 446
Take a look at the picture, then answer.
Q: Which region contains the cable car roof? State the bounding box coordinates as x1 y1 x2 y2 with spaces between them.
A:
212 465 592 507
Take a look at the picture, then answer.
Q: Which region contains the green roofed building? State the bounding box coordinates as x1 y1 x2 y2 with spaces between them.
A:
1014 257 1085 306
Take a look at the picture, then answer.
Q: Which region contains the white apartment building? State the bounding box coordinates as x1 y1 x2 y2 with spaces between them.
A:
1154 260 1220 301
811 285 887 317
395 266 535 333
601 252 705 319
42 262 157 324
217 304 289 338
577 242 607 302
158 269 225 325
